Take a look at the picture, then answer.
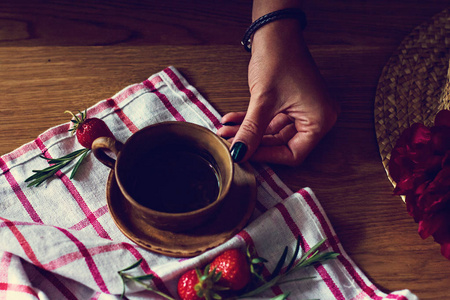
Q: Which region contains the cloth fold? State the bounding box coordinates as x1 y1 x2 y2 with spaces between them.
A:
0 66 417 299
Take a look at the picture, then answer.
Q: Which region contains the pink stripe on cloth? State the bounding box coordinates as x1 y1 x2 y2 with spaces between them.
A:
0 252 13 282
142 78 186 122
298 189 384 300
42 243 126 271
0 142 38 165
68 205 109 231
35 267 78 300
254 165 291 200
38 124 71 145
163 68 222 129
105 98 140 134
0 216 170 297
90 291 102 300
90 81 147 117
352 285 380 300
35 138 111 240
57 174 111 240
274 201 345 299
0 283 39 299
109 83 147 106
0 158 43 224
148 74 164 87
0 217 44 269
58 228 110 294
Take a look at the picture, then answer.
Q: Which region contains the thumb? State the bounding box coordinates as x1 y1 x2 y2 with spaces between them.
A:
230 102 273 163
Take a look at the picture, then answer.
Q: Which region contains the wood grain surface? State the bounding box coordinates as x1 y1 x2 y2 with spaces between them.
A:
1 1 449 299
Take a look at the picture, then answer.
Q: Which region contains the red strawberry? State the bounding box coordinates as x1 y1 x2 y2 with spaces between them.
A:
66 110 114 149
178 269 201 300
209 248 251 291
177 267 224 300
177 269 203 300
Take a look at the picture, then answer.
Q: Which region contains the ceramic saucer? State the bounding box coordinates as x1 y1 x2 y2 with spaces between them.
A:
106 161 256 257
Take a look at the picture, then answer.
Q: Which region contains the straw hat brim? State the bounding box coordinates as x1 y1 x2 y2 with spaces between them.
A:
374 8 450 189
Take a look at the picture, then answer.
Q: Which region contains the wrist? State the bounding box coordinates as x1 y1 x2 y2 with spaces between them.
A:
252 0 303 21
242 7 307 52
252 18 305 49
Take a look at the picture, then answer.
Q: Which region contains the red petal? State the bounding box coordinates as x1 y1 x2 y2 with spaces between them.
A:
415 155 444 174
431 125 450 154
430 217 450 260
428 167 450 192
416 168 450 213
394 177 415 194
389 150 414 183
405 193 424 221
418 213 445 239
434 110 450 127
393 127 412 148
410 123 431 145
443 151 450 167
403 124 432 163
440 242 450 260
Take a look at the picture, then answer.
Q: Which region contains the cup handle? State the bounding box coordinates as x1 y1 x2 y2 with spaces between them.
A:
91 137 124 169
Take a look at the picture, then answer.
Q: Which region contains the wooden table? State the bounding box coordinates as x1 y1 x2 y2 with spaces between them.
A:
1 1 449 299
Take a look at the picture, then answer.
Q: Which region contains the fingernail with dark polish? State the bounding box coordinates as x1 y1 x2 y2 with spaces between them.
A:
222 122 236 126
230 142 247 163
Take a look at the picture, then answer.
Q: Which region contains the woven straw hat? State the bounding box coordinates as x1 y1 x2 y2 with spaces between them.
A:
374 8 450 187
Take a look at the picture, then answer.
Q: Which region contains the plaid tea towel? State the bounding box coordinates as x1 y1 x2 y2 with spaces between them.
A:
0 66 417 300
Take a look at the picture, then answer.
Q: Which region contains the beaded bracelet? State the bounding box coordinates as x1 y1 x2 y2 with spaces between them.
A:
241 8 307 52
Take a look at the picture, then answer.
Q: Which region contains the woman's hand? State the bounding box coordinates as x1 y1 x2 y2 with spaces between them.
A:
217 19 338 166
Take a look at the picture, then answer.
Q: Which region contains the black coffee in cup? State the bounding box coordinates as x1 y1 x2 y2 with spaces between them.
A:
128 148 221 214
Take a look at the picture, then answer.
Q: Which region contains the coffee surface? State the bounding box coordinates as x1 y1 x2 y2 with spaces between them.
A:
128 149 220 213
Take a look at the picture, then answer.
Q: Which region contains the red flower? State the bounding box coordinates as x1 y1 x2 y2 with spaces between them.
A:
389 110 450 259
434 109 450 127
389 123 431 184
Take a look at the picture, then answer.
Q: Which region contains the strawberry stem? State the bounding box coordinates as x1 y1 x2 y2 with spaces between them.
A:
65 109 87 134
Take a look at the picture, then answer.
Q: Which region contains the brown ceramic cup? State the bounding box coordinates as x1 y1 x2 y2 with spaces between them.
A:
91 121 233 232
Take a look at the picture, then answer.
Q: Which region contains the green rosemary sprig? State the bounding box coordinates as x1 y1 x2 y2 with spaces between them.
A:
238 237 339 299
118 238 339 300
118 259 176 300
25 148 90 187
